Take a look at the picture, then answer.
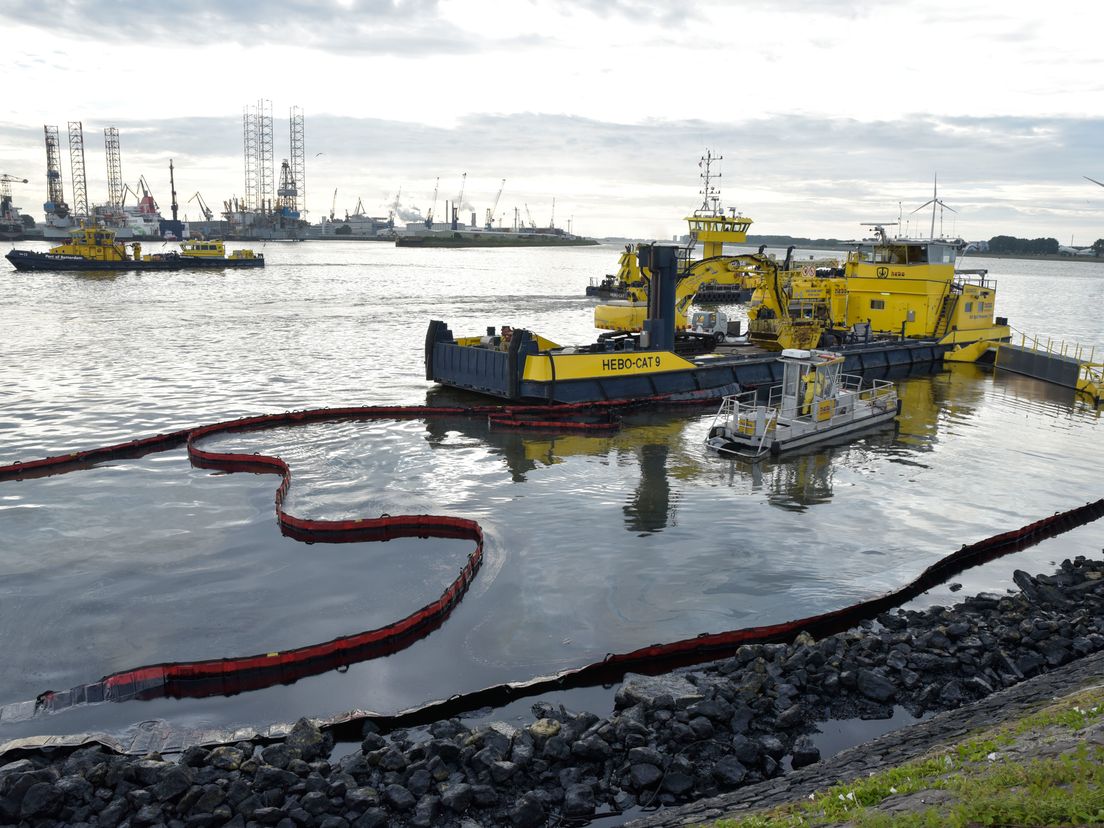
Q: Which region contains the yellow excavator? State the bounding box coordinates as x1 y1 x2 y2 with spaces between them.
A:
594 249 774 332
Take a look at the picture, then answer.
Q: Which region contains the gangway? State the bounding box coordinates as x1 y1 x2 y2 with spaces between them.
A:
946 329 1102 404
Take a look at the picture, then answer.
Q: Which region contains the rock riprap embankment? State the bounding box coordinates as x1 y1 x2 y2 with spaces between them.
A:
3 556 1104 827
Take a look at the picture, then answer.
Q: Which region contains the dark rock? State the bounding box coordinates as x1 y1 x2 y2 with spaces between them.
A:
940 680 967 704
572 734 612 760
261 744 296 769
542 735 570 761
255 765 298 791
287 718 329 763
382 783 415 811
253 805 288 824
345 786 379 809
300 790 330 815
688 716 715 739
758 735 785 759
628 763 662 790
207 746 244 771
856 668 897 702
489 760 518 783
440 782 473 812
563 782 595 816
615 673 702 710
133 802 164 825
376 748 407 773
20 781 62 818
510 792 545 828
360 733 386 753
730 734 760 765
410 793 440 827
471 783 499 806
662 771 694 796
711 756 747 787
354 808 388 828
152 764 194 801
777 703 804 729
729 704 754 734
791 735 821 769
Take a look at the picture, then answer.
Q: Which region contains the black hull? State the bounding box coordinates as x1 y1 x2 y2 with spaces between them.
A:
5 250 265 272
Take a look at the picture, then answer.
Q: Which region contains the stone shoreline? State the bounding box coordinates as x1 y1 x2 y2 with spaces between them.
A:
3 555 1104 827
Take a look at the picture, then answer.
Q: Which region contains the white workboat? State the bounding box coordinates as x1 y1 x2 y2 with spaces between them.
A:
705 348 900 459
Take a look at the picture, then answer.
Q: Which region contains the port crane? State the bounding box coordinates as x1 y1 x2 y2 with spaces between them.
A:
188 192 214 221
0 174 28 201
329 188 338 221
524 203 537 229
425 177 439 228
485 178 505 229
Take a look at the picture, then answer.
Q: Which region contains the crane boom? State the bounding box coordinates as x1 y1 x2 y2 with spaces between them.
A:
426 177 439 228
524 203 536 229
485 178 505 229
188 192 213 221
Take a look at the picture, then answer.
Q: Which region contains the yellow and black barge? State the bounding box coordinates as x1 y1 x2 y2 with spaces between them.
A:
427 245 956 404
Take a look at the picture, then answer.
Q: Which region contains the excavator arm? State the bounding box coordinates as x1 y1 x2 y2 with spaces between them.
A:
595 254 772 332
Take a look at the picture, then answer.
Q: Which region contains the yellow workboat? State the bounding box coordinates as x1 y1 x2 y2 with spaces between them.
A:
747 224 1010 352
5 225 265 271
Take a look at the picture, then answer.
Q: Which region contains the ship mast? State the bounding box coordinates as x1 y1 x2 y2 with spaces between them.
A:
697 149 722 216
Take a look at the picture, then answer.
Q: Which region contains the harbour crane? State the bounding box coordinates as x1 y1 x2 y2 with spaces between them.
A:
329 187 338 221
454 173 467 228
485 178 505 229
524 203 537 229
188 192 214 221
549 197 556 229
0 174 28 200
425 177 439 228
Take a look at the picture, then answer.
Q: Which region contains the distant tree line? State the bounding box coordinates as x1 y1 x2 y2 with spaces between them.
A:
988 235 1104 256
987 236 1059 255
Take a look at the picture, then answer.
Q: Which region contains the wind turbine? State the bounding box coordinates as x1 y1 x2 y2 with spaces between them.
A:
911 173 957 240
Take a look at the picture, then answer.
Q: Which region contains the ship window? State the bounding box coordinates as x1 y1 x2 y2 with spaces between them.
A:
870 299 886 310
907 246 928 264
965 301 973 312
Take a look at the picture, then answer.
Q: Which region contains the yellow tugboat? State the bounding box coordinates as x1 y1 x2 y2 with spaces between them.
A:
5 225 264 271
592 151 768 332
746 224 1010 351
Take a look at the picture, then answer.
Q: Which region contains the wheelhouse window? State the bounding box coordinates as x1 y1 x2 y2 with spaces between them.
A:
870 299 886 310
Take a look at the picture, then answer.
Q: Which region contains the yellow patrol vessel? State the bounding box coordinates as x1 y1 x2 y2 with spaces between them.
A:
746 224 1010 352
5 225 265 271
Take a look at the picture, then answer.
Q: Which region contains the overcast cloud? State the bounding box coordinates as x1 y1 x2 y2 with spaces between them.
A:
2 0 1102 241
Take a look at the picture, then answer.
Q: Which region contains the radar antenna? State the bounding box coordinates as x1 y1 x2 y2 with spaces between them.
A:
697 149 723 216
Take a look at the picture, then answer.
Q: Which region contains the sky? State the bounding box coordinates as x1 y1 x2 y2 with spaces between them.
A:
2 0 1103 242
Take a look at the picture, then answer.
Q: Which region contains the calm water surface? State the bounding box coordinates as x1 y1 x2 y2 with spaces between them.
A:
1 240 1102 741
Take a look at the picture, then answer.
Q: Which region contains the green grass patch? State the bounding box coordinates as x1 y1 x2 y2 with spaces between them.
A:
708 686 1104 828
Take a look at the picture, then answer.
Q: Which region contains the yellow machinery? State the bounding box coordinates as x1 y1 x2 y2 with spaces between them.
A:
747 225 1011 351
594 150 765 332
593 205 772 332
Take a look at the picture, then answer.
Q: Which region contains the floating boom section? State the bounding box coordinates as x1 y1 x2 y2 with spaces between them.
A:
67 121 88 219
